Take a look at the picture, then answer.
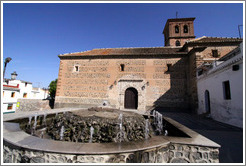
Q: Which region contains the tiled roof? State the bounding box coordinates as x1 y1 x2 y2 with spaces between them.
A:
166 17 195 23
3 84 20 91
186 36 242 44
59 47 186 57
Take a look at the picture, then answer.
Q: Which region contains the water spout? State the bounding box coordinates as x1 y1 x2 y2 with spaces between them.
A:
33 114 38 130
117 113 124 142
89 126 94 143
145 119 150 139
60 126 64 140
28 116 32 126
40 131 44 139
164 130 168 136
43 113 47 126
152 110 163 135
156 112 163 134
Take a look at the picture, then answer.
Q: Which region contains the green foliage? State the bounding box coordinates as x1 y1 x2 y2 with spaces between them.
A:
49 79 57 99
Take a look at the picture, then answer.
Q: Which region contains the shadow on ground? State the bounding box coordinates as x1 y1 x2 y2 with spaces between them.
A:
154 108 243 163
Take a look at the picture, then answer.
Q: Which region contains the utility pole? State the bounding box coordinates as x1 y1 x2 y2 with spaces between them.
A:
238 25 243 39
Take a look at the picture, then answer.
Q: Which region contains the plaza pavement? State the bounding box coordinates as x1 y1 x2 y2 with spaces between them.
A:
156 108 244 163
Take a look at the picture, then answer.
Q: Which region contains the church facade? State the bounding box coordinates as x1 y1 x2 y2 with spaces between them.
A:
55 17 242 113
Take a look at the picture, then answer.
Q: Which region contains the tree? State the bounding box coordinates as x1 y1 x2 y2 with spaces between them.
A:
49 79 57 99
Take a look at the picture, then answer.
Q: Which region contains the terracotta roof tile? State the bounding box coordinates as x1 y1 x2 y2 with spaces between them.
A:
59 47 186 57
186 36 242 43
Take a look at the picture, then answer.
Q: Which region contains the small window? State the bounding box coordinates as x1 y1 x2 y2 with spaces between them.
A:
212 50 219 58
74 66 79 72
11 92 15 98
120 64 125 71
223 81 231 100
175 40 181 46
183 25 188 33
175 25 179 33
7 104 13 110
23 93 27 98
166 64 172 72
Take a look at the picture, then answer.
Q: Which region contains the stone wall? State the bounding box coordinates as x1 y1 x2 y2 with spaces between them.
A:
56 57 189 111
3 142 219 163
17 99 51 112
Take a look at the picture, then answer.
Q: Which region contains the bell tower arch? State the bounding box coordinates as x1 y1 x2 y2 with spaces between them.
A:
163 17 196 47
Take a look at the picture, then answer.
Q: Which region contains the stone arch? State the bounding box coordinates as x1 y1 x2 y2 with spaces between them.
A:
183 25 188 33
175 40 181 46
116 74 147 111
124 87 138 109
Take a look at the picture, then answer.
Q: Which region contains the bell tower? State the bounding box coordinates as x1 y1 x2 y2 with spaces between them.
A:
163 17 196 47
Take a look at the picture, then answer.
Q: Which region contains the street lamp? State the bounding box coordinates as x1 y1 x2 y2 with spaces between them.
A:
3 57 12 80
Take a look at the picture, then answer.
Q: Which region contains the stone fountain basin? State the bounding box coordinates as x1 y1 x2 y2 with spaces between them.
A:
3 108 220 163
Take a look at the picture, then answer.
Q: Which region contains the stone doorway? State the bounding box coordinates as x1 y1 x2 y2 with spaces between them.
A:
124 87 138 109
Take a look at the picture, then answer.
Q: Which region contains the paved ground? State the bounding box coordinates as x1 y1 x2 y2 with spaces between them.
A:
156 109 244 163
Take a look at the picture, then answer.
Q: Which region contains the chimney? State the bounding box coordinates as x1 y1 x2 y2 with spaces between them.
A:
11 71 18 80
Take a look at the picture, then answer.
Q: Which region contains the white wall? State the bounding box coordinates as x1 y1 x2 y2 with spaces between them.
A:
3 80 49 113
197 49 243 128
2 89 19 113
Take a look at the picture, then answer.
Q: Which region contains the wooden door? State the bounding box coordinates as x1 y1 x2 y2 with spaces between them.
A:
124 88 138 109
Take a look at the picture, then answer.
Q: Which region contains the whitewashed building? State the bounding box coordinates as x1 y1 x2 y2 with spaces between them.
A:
197 43 243 128
2 72 49 114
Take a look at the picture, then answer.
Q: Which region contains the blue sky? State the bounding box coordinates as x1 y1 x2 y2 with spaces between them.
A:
3 2 244 88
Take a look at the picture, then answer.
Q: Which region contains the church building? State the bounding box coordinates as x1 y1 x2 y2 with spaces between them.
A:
55 17 242 113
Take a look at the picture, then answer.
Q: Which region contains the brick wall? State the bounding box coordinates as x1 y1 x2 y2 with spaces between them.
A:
55 56 189 111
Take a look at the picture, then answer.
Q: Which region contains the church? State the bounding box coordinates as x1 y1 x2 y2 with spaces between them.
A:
55 17 242 113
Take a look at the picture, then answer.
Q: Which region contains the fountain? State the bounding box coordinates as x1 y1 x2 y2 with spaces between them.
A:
3 107 220 163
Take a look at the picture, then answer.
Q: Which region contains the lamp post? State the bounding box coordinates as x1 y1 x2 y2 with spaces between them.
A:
3 57 12 80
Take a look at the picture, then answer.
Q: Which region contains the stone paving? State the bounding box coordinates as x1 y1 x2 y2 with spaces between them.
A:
156 109 243 163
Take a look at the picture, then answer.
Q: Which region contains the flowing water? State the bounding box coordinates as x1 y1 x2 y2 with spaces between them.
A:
60 126 65 140
145 119 150 139
89 126 94 143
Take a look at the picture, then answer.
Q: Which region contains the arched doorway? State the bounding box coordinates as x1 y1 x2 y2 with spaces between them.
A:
124 87 138 109
205 90 211 114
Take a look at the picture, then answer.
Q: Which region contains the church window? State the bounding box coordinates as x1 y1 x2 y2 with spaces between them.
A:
183 25 188 33
223 81 231 100
212 50 219 57
74 66 79 72
120 64 125 71
175 40 181 46
167 64 172 72
175 25 179 33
